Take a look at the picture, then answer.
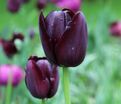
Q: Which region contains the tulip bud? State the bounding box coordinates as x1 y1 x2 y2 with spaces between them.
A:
36 0 47 10
39 9 87 67
25 56 59 99
109 21 121 37
7 0 22 13
0 64 24 87
0 33 24 58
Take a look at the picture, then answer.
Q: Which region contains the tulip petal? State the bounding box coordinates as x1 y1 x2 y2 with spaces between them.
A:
39 12 56 64
55 12 87 67
45 11 65 43
48 65 59 98
25 60 50 98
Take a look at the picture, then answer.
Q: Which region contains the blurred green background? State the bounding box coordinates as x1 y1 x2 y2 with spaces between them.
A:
0 0 121 104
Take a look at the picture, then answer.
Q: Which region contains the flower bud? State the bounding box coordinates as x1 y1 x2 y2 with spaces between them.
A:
7 0 22 13
39 9 87 67
109 21 121 37
25 56 59 99
36 0 47 10
0 33 24 58
0 64 24 87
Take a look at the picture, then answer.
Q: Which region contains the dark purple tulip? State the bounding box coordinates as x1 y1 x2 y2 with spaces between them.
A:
7 0 22 13
39 9 87 67
36 0 47 10
109 21 121 37
0 33 24 58
25 56 59 99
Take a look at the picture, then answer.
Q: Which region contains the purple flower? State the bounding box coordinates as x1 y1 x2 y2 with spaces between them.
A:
25 56 59 99
0 33 24 58
36 0 47 10
39 9 87 67
109 21 121 37
7 0 22 13
53 0 81 13
0 64 24 87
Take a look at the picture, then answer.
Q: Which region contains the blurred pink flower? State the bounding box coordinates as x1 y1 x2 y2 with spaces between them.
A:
54 0 81 12
109 21 121 37
0 64 24 87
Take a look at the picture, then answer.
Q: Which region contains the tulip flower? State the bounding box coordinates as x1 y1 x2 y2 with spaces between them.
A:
7 0 22 13
0 33 24 58
109 21 121 37
36 0 47 10
0 64 24 87
39 9 87 67
25 56 59 99
53 0 81 13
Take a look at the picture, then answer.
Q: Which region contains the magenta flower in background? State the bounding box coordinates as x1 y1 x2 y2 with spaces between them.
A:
25 56 59 99
109 21 121 37
0 64 24 87
39 9 87 67
7 0 22 13
0 33 24 58
54 0 81 12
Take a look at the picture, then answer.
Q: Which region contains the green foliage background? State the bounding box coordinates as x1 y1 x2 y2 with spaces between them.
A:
0 0 121 104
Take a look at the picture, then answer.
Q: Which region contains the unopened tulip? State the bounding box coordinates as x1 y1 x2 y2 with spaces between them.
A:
7 0 22 13
36 0 47 10
0 64 23 86
25 56 59 99
39 9 87 67
0 33 24 58
109 21 121 37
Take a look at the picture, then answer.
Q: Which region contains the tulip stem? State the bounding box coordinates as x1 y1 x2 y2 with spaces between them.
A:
63 68 71 104
5 77 12 104
42 100 46 104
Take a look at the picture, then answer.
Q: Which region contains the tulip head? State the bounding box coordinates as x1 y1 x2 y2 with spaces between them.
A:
0 33 24 58
25 56 59 99
7 0 22 13
39 9 87 67
36 0 47 10
109 21 121 37
0 64 24 87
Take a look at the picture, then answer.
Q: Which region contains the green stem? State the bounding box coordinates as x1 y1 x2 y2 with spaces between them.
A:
42 99 46 104
63 68 71 104
5 77 12 104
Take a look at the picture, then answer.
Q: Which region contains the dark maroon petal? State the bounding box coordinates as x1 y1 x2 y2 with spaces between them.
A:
36 0 47 10
39 12 56 64
55 12 87 67
62 9 75 18
2 41 18 57
45 11 65 43
25 60 50 99
48 65 59 98
36 59 51 79
11 33 24 42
